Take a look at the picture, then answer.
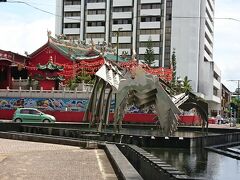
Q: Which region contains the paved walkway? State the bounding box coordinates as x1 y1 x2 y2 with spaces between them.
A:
0 138 117 180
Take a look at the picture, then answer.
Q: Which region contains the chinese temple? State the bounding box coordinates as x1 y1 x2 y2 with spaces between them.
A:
0 49 28 89
27 33 116 90
26 32 173 90
0 32 173 90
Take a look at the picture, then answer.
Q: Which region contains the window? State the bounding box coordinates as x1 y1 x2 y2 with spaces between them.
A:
166 1 172 8
139 42 160 47
87 0 105 3
20 109 30 114
140 29 160 34
113 19 132 24
64 23 80 28
87 21 105 26
213 87 218 96
64 11 80 17
141 16 160 22
64 0 81 5
86 33 105 38
141 3 160 9
30 109 40 115
116 44 131 49
113 7 132 12
167 14 172 20
88 9 105 15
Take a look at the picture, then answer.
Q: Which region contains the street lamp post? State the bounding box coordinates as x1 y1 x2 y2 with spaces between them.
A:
114 27 122 111
116 27 122 63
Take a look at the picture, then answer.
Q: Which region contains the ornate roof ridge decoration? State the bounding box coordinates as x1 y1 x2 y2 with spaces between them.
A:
47 33 128 62
75 55 100 61
37 56 64 71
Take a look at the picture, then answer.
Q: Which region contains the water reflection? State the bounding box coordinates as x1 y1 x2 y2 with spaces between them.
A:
146 148 240 180
118 128 218 137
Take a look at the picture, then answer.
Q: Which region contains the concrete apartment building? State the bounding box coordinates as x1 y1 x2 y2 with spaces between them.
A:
55 0 221 115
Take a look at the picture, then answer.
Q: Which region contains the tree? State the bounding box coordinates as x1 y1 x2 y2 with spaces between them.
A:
181 76 192 93
143 38 155 66
171 49 177 82
169 49 177 94
169 49 192 95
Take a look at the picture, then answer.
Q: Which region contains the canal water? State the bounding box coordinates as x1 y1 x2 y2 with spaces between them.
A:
146 147 240 180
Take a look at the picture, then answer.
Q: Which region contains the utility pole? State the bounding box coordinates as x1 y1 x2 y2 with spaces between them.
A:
116 27 122 63
114 27 122 111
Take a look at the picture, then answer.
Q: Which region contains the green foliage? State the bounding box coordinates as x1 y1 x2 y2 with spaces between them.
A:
143 38 155 66
181 76 192 93
172 76 192 94
231 96 240 105
67 79 78 90
169 49 177 94
169 49 192 95
171 49 177 82
66 70 94 90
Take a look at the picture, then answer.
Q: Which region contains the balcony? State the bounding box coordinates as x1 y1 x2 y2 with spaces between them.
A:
140 22 160 29
207 0 215 12
204 51 212 62
212 95 221 104
64 5 81 12
139 34 160 41
141 0 161 4
111 36 132 44
206 17 214 33
205 39 213 54
63 28 80 34
140 9 161 16
213 78 221 90
139 47 159 54
113 0 132 6
205 27 213 44
64 16 81 23
87 2 105 10
86 14 105 21
206 1 214 18
86 26 105 33
112 12 132 19
112 24 132 31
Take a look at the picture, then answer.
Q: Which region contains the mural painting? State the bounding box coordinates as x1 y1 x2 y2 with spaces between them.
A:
0 97 88 112
0 97 153 113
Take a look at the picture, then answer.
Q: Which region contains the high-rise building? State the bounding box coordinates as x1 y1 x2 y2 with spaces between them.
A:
55 0 221 115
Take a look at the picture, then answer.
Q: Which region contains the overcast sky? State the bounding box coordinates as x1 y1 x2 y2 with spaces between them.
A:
0 0 239 91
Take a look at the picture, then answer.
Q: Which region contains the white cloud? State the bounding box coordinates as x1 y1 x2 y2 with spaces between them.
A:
214 0 240 91
0 17 54 55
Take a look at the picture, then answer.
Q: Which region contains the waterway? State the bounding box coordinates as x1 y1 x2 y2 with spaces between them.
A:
146 147 240 180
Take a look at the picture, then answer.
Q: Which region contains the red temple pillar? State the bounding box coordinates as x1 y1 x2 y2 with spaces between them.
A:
0 61 12 89
7 66 12 88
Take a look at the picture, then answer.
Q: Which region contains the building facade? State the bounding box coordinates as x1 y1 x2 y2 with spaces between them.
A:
221 84 231 118
55 0 221 114
0 49 28 89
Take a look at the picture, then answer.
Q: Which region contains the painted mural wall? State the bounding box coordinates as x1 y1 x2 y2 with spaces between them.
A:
0 97 89 112
0 97 149 113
